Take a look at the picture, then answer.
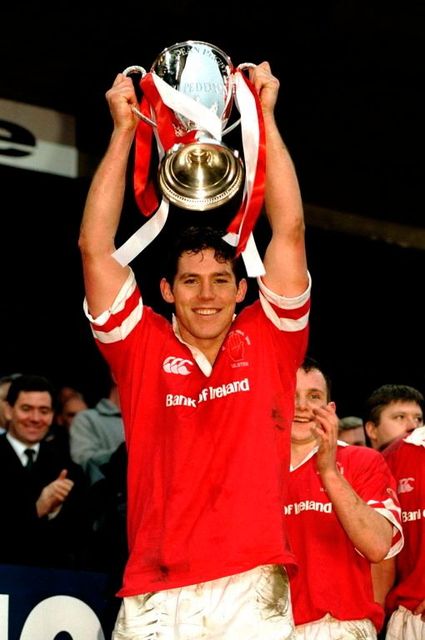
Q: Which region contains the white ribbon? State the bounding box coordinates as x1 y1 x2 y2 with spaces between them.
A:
152 75 223 141
113 71 265 277
223 72 265 277
241 233 266 277
112 198 170 266
112 103 168 267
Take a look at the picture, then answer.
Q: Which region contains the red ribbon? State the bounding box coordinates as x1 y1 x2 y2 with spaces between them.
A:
133 73 200 217
133 93 158 216
132 70 266 259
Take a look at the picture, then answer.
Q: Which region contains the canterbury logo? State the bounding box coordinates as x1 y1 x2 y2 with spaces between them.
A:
398 477 415 493
163 357 193 375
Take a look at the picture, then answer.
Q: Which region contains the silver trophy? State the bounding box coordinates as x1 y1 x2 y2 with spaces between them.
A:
123 40 254 211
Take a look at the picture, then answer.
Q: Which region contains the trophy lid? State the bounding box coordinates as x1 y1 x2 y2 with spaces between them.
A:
151 40 234 76
158 140 244 211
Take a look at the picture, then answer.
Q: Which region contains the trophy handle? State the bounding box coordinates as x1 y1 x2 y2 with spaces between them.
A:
237 62 256 71
222 63 256 136
122 66 157 127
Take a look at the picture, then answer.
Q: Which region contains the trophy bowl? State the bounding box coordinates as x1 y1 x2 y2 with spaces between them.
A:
159 139 243 211
153 40 243 210
116 42 265 271
151 40 235 133
125 40 245 211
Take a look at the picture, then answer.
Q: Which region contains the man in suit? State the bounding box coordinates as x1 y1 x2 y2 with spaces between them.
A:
0 374 90 569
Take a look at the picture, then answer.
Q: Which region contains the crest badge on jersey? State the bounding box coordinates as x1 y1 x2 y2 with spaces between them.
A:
398 477 415 493
224 329 250 367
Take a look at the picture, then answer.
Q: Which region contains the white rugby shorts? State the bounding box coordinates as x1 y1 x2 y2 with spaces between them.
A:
386 605 425 640
294 614 376 639
112 564 295 639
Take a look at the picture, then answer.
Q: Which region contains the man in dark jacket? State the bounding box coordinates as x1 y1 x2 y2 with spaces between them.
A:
0 374 90 569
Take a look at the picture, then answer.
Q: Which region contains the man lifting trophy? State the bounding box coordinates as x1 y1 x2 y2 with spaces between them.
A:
79 52 308 640
113 40 266 276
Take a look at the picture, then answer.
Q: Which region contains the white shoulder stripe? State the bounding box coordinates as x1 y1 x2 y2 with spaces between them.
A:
91 298 143 343
83 269 138 326
371 502 404 559
259 293 310 332
257 271 312 309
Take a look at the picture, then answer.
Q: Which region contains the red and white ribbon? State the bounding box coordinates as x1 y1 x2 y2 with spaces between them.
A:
113 69 266 277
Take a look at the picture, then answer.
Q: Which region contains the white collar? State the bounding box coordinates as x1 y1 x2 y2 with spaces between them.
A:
6 432 40 465
404 426 425 447
171 314 214 377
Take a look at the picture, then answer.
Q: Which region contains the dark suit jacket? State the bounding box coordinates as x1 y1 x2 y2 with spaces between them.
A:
0 434 91 569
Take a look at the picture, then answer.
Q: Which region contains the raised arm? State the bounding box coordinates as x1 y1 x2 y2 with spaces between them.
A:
250 62 308 297
79 74 139 318
313 404 395 562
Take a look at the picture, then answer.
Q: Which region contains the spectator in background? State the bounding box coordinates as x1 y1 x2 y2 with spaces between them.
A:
0 373 22 433
0 374 90 569
57 384 85 404
69 373 123 485
364 384 424 451
338 415 366 446
285 357 403 639
46 390 89 457
56 389 88 430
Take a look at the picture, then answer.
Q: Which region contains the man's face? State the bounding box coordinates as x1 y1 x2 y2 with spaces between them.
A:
57 395 88 429
292 368 332 445
366 400 424 450
160 248 247 354
5 391 54 445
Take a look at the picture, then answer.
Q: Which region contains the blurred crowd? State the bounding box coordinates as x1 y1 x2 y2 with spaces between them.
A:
0 366 423 639
0 369 127 616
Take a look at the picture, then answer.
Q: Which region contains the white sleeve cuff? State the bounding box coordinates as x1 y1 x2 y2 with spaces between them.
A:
83 269 138 326
257 272 312 309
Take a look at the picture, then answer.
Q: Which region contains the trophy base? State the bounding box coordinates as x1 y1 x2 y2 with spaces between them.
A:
158 141 244 211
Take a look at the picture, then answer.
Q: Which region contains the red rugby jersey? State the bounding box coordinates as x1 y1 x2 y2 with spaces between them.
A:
86 270 310 596
383 427 425 614
285 443 403 631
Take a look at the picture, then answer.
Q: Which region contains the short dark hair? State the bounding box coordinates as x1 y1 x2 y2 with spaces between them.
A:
6 374 56 408
299 356 332 402
162 226 245 285
364 384 424 424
